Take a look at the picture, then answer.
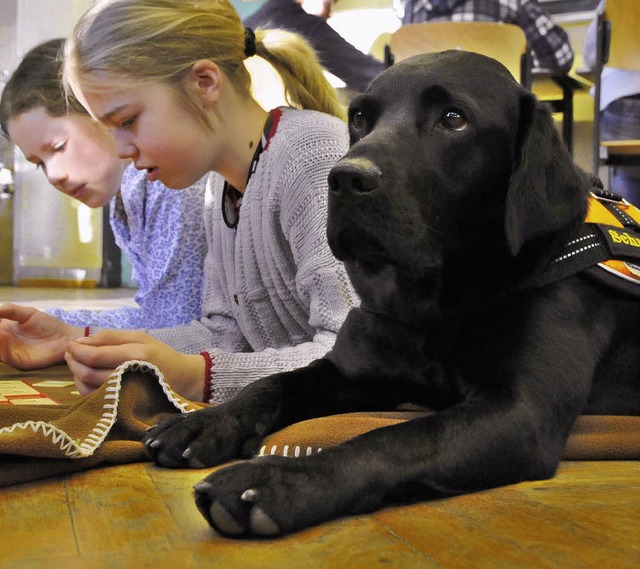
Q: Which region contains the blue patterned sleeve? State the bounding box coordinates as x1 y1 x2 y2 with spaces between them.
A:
518 0 574 72
46 167 208 329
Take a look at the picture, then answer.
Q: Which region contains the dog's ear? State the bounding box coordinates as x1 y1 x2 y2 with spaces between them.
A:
504 92 586 256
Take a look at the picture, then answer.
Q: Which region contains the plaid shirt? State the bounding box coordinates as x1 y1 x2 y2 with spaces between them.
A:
402 0 574 73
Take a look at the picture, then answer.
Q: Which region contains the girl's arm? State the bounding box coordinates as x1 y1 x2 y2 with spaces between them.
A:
46 168 208 329
150 114 358 403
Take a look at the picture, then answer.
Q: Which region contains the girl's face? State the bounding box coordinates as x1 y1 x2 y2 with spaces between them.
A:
79 81 216 190
7 108 126 208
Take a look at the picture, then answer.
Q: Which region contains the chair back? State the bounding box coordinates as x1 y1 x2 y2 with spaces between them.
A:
591 0 640 174
603 0 640 71
389 21 529 87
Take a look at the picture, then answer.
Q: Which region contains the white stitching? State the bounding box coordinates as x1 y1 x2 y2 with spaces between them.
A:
0 359 198 459
552 242 602 263
563 234 597 247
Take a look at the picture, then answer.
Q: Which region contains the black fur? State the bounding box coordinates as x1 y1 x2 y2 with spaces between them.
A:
144 51 640 537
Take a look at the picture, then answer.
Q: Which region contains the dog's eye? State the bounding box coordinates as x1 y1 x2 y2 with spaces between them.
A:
441 110 467 131
351 110 367 132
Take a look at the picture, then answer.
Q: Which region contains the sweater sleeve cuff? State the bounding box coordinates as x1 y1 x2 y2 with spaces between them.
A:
201 351 214 403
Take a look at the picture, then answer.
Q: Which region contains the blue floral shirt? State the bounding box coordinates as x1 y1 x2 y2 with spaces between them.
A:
46 165 208 328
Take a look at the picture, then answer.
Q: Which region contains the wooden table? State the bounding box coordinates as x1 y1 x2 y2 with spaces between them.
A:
0 363 82 407
1 364 639 568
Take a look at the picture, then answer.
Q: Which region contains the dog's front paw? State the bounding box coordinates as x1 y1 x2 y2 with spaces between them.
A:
143 405 259 468
193 455 345 537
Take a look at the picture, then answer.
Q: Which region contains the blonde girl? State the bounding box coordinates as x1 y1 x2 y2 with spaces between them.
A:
61 0 358 403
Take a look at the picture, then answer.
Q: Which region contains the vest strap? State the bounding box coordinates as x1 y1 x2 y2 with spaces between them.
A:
530 191 640 292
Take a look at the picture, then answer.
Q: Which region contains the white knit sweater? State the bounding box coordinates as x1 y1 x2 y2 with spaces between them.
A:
148 107 359 403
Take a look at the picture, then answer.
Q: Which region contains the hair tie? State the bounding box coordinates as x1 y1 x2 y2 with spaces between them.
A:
244 27 256 58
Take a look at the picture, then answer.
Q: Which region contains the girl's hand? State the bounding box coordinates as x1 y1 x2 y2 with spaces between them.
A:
0 303 83 370
65 329 206 401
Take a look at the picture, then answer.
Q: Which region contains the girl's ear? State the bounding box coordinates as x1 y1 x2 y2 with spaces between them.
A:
187 60 223 106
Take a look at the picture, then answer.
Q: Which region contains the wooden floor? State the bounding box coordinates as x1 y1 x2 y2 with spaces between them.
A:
1 287 639 568
0 285 136 312
1 460 639 568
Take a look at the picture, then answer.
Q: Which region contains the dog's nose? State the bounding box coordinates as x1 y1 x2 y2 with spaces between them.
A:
328 158 381 194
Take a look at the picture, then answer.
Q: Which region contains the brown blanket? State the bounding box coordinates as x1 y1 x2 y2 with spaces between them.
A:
1 361 639 487
0 361 205 487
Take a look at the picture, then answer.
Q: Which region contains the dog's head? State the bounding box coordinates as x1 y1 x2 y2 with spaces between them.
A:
327 50 591 315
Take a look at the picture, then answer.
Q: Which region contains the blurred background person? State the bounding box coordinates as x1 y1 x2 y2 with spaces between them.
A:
241 0 386 93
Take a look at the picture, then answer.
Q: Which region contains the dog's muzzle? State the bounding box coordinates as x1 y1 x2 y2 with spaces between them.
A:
326 157 386 263
328 157 382 196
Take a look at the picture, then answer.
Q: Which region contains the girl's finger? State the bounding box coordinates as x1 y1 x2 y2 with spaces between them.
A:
75 328 151 346
67 340 148 369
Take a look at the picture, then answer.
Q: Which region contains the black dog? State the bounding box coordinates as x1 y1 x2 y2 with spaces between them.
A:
144 51 640 537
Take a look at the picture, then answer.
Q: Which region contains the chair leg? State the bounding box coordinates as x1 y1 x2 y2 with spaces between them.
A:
561 83 573 156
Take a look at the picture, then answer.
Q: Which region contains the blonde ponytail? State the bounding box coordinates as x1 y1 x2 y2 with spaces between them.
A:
64 0 345 122
253 28 346 120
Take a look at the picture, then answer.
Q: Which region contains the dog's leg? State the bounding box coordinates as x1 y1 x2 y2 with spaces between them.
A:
143 358 369 468
144 309 419 469
192 397 573 537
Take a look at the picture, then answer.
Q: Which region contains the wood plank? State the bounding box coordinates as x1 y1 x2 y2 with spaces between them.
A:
145 463 223 540
374 461 640 568
2 460 640 568
286 516 438 569
374 494 561 568
16 279 97 289
64 464 193 557
2 549 201 569
0 477 77 563
601 140 640 156
147 464 434 568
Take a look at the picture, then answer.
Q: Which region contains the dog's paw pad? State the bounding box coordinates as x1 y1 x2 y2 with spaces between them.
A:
209 500 246 536
249 506 281 536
